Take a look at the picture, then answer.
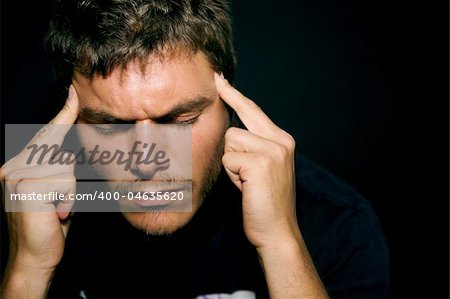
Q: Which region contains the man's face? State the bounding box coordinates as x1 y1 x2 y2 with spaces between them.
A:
73 52 229 234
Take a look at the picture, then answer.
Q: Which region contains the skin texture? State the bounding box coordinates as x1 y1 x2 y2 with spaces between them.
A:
0 87 79 298
0 51 328 298
74 52 228 234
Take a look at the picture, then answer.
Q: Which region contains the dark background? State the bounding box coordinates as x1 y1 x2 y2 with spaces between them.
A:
1 0 448 297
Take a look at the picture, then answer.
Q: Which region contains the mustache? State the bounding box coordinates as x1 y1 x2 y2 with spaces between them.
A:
110 177 193 193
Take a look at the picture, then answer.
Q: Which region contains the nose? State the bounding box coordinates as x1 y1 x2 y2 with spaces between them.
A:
129 120 170 179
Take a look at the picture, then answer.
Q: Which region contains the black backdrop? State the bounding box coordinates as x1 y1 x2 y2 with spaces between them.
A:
1 0 448 297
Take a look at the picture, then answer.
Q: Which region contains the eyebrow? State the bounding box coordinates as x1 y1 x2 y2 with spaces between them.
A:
79 96 215 124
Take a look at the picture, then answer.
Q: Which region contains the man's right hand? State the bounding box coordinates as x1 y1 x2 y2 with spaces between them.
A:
0 86 79 298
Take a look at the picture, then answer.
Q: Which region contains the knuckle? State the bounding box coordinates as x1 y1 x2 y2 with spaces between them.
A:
5 169 23 183
1 158 17 179
283 133 296 150
244 98 260 110
221 152 229 162
277 130 296 151
15 181 35 194
221 152 232 165
273 143 288 158
225 127 239 139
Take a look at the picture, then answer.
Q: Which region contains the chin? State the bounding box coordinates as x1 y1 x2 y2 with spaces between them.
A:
118 142 224 235
121 207 198 236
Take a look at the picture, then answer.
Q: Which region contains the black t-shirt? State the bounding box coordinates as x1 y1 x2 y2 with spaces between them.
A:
48 156 389 298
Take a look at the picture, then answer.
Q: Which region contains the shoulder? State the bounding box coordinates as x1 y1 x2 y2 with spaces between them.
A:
295 156 389 297
295 155 379 235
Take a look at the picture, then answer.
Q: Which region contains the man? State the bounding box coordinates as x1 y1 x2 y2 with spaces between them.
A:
0 0 389 298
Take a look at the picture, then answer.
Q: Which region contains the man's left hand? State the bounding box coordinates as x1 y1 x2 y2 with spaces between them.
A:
216 73 300 251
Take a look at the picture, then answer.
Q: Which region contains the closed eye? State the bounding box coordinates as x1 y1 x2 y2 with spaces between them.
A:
171 114 201 126
93 124 133 135
92 115 200 134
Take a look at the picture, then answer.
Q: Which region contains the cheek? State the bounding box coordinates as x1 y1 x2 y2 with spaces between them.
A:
191 105 228 176
76 127 113 152
75 120 98 149
75 126 129 174
76 125 96 150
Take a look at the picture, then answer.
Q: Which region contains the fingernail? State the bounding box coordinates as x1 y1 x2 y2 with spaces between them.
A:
219 72 225 79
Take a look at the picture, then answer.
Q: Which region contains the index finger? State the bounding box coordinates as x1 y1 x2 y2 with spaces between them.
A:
1 86 79 177
50 85 79 125
214 73 280 139
27 85 79 148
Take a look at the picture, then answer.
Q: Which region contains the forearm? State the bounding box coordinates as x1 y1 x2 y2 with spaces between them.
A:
258 229 328 299
0 261 54 299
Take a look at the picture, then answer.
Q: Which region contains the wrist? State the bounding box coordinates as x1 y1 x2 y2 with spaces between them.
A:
255 222 303 257
256 234 302 261
8 244 62 272
255 229 328 299
8 259 55 277
1 261 54 298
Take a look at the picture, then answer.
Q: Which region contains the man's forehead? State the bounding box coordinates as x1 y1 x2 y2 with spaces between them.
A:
78 93 216 123
74 52 217 121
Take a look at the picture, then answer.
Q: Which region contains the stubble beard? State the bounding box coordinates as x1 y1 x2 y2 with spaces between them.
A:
121 134 226 236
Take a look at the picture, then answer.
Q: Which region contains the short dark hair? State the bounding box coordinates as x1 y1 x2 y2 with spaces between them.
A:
46 0 236 85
